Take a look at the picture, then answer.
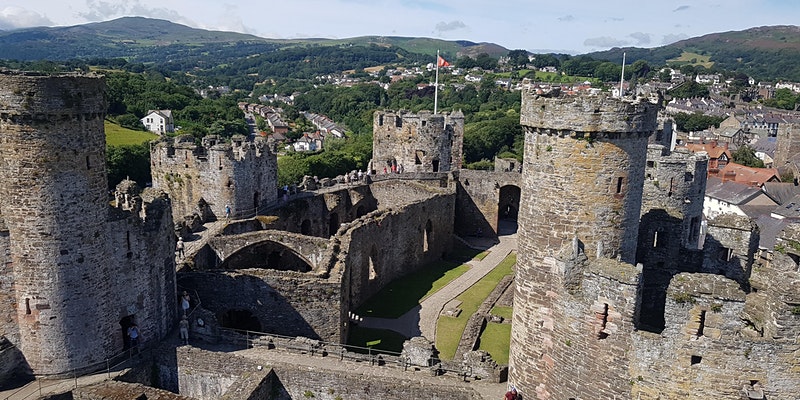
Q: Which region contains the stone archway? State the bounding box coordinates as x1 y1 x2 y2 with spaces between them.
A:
498 185 521 234
220 309 262 332
219 241 313 272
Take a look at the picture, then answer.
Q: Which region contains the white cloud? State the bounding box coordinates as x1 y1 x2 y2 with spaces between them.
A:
0 6 53 30
435 20 466 33
584 36 629 48
558 15 574 22
629 32 651 45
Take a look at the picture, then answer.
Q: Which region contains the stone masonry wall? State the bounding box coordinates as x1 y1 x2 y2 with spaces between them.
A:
454 170 521 237
512 91 657 399
0 221 18 348
174 346 482 400
0 72 177 376
337 190 455 315
631 273 800 399
151 134 278 222
774 122 800 172
0 72 113 374
177 269 341 342
371 110 464 173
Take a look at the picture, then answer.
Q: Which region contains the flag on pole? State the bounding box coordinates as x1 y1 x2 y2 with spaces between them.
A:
437 55 450 67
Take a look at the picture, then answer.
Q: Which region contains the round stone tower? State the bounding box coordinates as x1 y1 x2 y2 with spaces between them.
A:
0 71 111 374
510 90 657 398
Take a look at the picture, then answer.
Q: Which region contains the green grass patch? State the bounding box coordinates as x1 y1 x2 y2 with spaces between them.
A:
667 51 714 68
435 252 516 360
448 241 488 263
346 325 407 354
356 261 470 318
105 120 158 146
477 322 511 364
490 306 513 320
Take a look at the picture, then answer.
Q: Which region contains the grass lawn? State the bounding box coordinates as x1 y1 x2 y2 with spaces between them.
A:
667 51 715 69
435 252 516 360
346 325 407 354
490 306 513 320
105 120 158 146
356 261 470 318
448 242 489 263
477 322 511 364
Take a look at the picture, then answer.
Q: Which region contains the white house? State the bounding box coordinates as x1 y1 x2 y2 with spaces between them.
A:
140 110 174 134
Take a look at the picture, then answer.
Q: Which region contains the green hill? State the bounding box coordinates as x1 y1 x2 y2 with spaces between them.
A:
587 25 800 81
0 17 507 63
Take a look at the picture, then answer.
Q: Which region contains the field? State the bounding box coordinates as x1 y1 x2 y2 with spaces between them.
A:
667 51 715 68
105 120 158 146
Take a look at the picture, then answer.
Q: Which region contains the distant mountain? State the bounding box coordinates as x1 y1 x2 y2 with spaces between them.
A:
0 17 507 62
587 25 800 81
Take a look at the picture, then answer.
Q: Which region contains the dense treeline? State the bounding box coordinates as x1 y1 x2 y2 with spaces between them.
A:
672 112 725 132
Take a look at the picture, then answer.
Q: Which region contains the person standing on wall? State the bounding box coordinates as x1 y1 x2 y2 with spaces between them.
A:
181 291 191 316
128 323 140 353
176 237 185 259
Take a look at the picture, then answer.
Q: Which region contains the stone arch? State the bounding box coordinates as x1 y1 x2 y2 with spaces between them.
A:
220 309 262 332
498 184 521 234
219 240 313 272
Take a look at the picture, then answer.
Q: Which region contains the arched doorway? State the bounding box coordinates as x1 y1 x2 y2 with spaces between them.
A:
219 241 314 272
498 185 521 235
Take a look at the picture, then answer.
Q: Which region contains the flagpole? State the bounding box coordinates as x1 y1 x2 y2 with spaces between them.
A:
434 50 440 115
618 52 626 98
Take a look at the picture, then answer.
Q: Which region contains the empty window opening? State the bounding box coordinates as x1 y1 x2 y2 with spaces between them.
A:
718 247 733 262
432 159 440 172
646 161 655 168
86 155 91 170
395 116 402 128
691 355 702 365
368 246 378 281
424 220 433 254
300 219 311 235
615 177 624 194
688 217 701 246
378 115 384 126
668 177 674 197
126 231 131 250
696 310 706 338
422 120 427 127
597 303 609 339
25 298 31 314
685 172 694 182
253 191 260 211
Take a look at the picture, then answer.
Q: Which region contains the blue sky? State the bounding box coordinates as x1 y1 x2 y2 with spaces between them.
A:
1 0 797 54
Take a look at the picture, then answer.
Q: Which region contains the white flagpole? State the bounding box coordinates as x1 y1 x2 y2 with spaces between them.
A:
618 52 626 98
434 50 440 114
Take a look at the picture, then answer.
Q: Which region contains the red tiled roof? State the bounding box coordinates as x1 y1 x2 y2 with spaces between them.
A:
714 162 780 187
682 143 732 160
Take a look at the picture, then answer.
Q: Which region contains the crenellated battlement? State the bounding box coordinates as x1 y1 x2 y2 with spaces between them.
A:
371 110 464 173
151 134 278 223
520 90 658 134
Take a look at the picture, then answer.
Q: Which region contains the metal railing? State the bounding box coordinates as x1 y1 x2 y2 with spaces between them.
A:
215 327 474 380
2 338 156 400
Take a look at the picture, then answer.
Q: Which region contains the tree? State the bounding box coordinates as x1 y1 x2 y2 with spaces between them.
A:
106 143 151 189
668 81 710 99
732 145 765 168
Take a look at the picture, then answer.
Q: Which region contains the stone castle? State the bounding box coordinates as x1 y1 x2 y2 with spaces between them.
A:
150 133 278 225
0 71 176 377
370 110 464 173
1 72 799 399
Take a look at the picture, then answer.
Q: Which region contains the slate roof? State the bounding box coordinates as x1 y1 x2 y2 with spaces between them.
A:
705 177 764 205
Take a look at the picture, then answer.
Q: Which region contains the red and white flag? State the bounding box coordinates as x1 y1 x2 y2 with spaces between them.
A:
437 55 450 67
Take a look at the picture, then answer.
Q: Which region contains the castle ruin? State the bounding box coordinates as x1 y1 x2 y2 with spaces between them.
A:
150 133 278 224
0 71 176 377
370 110 464 174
